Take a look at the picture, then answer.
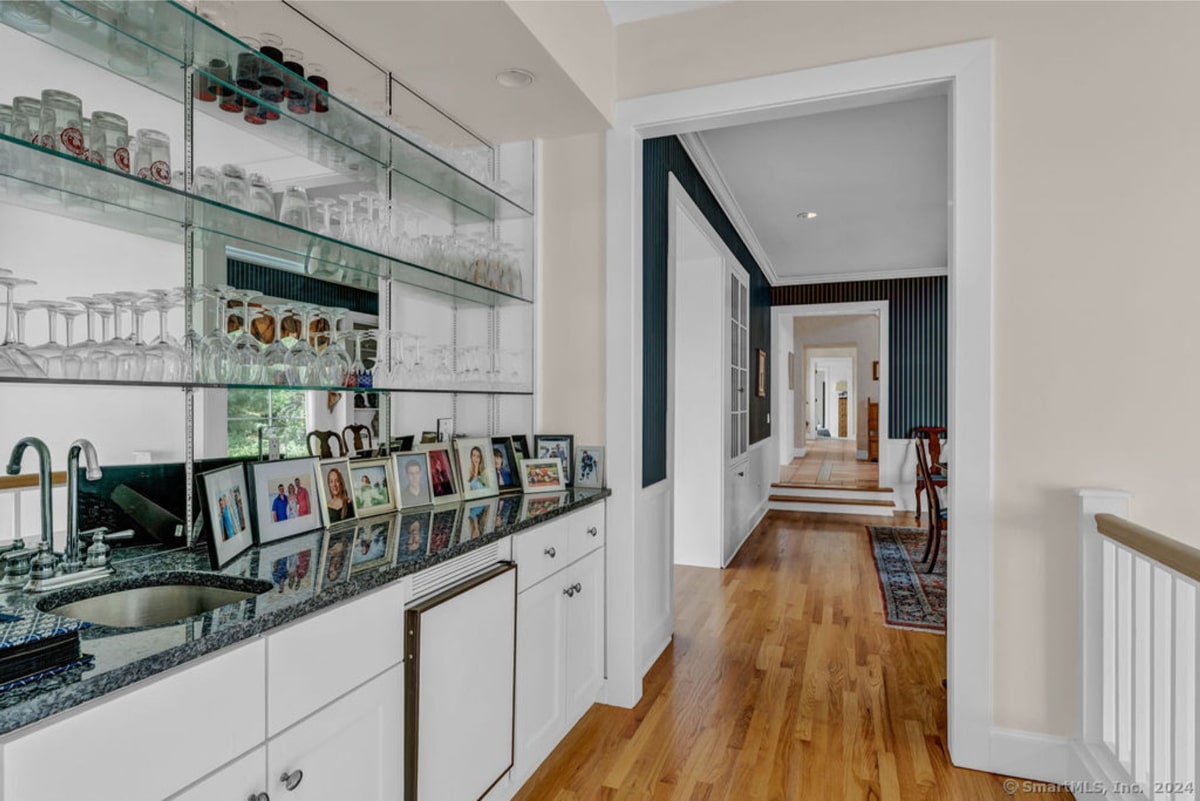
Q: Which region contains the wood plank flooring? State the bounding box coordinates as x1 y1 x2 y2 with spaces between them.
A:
779 439 880 489
512 511 1072 801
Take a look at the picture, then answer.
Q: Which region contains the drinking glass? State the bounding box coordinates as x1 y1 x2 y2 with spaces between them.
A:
307 63 330 113
248 173 276 217
10 97 41 143
57 305 84 380
219 163 250 209
26 300 70 378
0 277 44 378
236 37 266 125
225 288 264 384
0 104 13 137
315 307 351 386
279 186 311 228
196 286 236 383
339 194 362 244
284 302 319 385
0 2 50 32
256 303 291 385
193 166 221 200
144 293 184 382
282 49 309 114
106 3 153 76
65 296 115 380
312 197 336 236
94 292 143 382
257 34 285 120
38 90 85 157
206 59 242 114
134 129 171 184
91 111 130 174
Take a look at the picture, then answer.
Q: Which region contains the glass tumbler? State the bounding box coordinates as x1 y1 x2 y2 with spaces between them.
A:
193 166 221 200
279 186 311 229
10 97 41 143
133 129 171 184
257 33 285 120
38 90 85 157
0 2 51 33
282 49 309 114
248 173 276 217
91 111 130 173
308 63 330 113
219 163 250 209
236 37 266 125
0 104 11 137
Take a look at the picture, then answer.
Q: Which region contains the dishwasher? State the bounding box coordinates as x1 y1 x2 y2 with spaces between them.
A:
405 561 516 801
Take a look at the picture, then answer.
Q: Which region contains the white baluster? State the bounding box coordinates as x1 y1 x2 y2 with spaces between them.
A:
1104 537 1118 750
1135 556 1152 789
1151 567 1172 800
1119 546 1134 772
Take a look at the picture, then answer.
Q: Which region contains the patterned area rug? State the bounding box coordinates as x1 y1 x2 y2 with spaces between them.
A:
867 526 946 633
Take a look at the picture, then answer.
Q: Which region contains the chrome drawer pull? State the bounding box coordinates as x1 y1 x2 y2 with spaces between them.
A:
563 586 575 597
280 770 303 791
573 582 583 594
587 526 598 537
544 546 556 558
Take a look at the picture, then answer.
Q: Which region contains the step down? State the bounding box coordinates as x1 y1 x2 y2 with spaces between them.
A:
768 495 894 507
768 493 896 517
772 483 894 493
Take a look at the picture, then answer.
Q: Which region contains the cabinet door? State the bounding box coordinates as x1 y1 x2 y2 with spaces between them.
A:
513 572 568 779
267 665 403 801
169 747 267 801
565 548 606 725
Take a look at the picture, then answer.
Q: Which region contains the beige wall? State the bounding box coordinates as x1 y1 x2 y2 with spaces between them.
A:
606 1 1200 737
793 315 881 453
538 133 607 445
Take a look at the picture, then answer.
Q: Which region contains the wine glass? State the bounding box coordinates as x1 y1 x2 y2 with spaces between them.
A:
224 288 264 384
64 295 116 380
255 302 291 386
0 277 46 378
284 302 319 385
26 299 71 378
93 292 143 382
196 285 237 383
314 307 351 386
144 292 184 382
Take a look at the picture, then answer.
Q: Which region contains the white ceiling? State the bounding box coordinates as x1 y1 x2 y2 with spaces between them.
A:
694 93 949 284
604 0 732 26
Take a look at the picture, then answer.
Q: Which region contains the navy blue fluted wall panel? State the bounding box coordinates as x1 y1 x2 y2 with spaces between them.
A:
642 136 771 487
772 277 947 435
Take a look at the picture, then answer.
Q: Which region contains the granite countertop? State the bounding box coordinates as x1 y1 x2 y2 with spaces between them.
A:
0 487 609 737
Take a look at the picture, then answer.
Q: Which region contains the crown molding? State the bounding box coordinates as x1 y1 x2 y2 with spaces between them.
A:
677 132 781 286
772 266 948 287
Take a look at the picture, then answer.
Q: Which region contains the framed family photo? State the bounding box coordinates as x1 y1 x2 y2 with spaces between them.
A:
249 458 323 544
317 459 357 526
351 516 396 575
197 463 254 568
519 458 566 494
348 458 396 517
491 436 521 493
510 434 531 460
394 451 434 509
420 443 461 504
455 437 499 500
535 435 574 486
573 446 605 489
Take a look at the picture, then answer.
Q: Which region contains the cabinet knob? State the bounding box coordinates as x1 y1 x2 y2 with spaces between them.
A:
544 546 556 558
573 582 583 594
563 586 575 598
248 794 270 801
587 526 598 537
737 471 745 477
280 770 304 791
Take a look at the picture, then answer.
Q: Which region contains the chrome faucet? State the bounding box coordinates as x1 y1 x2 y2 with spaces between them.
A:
64 439 102 573
6 437 53 554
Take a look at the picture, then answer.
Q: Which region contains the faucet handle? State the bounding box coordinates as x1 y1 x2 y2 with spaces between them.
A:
85 534 112 569
29 543 57 580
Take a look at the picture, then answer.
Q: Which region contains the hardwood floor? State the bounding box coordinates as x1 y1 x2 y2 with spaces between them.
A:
512 511 1072 801
779 439 880 489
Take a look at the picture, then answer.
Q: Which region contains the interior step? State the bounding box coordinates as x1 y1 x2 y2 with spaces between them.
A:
767 494 896 517
770 484 895 502
771 482 894 492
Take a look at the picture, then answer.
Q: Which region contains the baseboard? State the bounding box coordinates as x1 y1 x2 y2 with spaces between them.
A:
793 447 807 458
988 727 1075 786
640 621 673 680
856 449 868 460
723 499 769 567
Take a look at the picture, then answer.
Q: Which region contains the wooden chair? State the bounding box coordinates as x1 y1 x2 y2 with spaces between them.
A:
306 429 347 459
907 426 947 520
342 424 374 458
914 438 947 573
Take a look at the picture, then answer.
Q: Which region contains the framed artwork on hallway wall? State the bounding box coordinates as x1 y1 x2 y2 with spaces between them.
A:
756 349 767 397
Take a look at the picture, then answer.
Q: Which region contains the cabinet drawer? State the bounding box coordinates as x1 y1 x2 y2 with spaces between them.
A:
564 503 605 564
513 517 569 592
267 581 405 735
169 746 267 801
4 640 266 801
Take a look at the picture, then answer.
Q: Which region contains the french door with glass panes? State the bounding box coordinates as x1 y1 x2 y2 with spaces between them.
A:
727 262 750 463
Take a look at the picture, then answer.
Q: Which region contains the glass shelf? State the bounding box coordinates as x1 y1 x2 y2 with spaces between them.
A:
0 0 533 224
0 375 534 394
0 133 532 307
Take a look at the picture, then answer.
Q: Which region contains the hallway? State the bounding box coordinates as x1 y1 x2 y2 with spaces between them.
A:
512 511 1069 801
779 438 881 489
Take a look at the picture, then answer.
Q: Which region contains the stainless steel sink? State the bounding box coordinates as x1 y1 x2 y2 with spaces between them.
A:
39 576 273 628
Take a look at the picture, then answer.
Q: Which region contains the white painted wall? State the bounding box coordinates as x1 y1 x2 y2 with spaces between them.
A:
810 355 853 439
605 0 1200 739
794 315 879 452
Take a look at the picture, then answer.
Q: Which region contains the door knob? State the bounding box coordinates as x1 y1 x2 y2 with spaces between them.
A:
280 770 303 791
544 546 556 558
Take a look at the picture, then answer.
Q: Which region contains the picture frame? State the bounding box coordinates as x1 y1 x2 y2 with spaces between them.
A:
460 497 499 542
519 458 567 494
255 531 320 616
350 516 397 575
437 417 453 443
490 436 522 493
348 457 397 517
197 463 254 569
317 459 357 526
454 437 499 500
520 491 567 522
393 451 434 509
315 527 356 592
756 348 767 397
510 434 531 461
248 457 323 544
534 434 574 486
573 446 605 489
428 505 460 555
419 444 461 504
396 511 432 564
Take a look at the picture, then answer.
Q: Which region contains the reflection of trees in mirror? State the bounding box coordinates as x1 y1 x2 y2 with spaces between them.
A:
227 388 308 459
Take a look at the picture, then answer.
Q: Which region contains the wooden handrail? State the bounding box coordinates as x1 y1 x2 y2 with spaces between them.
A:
1095 513 1200 584
0 471 68 491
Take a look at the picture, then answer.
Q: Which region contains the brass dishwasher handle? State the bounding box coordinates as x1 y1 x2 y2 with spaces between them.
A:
280 770 303 791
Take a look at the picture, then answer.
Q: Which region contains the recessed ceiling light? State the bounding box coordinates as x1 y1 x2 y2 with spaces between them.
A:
796 211 818 220
496 68 535 88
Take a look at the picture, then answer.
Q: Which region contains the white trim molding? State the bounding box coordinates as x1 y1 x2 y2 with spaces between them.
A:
606 40 996 776
773 265 949 286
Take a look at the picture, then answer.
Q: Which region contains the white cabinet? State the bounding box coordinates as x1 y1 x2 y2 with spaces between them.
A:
169 747 267 801
268 665 403 801
512 510 606 784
